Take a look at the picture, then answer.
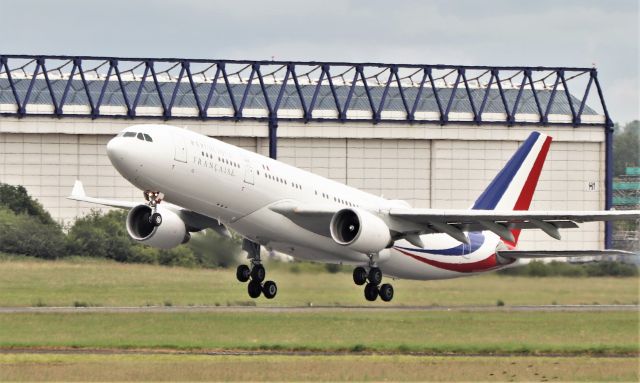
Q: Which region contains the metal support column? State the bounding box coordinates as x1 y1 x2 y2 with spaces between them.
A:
268 118 278 159
605 122 614 248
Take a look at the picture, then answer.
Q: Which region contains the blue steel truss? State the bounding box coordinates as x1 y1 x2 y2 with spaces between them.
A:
0 54 615 246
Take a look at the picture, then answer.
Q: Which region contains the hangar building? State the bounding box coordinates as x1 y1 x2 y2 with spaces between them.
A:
0 55 614 250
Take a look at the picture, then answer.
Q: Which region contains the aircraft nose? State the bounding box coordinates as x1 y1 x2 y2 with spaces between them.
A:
106 136 126 165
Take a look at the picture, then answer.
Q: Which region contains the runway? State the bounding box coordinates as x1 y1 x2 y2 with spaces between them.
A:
0 304 637 314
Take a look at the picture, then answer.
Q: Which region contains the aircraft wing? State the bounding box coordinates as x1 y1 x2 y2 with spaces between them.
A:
68 180 138 209
269 201 336 237
270 200 639 245
387 208 640 244
67 180 230 237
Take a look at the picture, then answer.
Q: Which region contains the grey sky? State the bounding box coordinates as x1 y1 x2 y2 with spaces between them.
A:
1 0 638 124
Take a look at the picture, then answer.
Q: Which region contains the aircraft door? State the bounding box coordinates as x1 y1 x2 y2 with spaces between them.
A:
173 134 187 163
243 160 254 185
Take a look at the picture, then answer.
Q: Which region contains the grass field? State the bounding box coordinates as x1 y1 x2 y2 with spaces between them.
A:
1 256 638 381
0 256 638 307
0 353 637 382
0 311 637 355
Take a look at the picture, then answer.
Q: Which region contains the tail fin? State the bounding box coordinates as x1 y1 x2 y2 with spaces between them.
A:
473 131 553 210
472 132 552 246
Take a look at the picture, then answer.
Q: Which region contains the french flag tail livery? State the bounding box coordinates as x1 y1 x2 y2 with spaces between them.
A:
472 132 553 246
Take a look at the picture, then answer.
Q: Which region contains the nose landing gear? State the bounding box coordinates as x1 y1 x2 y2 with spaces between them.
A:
236 239 278 300
353 265 394 302
144 190 164 227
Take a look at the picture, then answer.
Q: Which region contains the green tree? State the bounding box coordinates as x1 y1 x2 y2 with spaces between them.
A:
0 183 55 225
613 120 639 176
66 210 133 261
0 207 66 259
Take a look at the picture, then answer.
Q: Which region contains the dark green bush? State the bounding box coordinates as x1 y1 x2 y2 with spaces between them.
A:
186 229 241 268
65 208 236 267
66 210 133 262
0 183 55 225
0 206 66 259
324 263 342 273
498 260 638 277
159 246 198 268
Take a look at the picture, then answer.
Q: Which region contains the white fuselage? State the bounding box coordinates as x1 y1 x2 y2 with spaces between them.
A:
106 124 508 280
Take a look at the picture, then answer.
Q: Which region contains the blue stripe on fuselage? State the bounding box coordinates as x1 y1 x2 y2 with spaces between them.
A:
472 132 540 210
395 232 485 256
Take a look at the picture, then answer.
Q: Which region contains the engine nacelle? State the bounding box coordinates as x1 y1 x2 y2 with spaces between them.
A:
126 205 189 249
330 208 392 254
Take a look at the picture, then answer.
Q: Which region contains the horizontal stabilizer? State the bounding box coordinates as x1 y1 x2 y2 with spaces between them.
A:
497 250 637 259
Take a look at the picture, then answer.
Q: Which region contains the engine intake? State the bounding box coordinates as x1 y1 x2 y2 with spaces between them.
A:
126 204 189 249
330 208 392 253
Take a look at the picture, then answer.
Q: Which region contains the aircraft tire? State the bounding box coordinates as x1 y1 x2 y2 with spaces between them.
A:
353 267 367 285
251 264 266 282
247 280 262 298
368 267 382 285
379 283 394 302
262 281 277 299
364 283 379 301
236 265 251 282
150 212 162 227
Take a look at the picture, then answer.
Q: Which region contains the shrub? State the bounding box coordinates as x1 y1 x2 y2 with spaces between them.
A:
0 207 66 259
128 245 160 264
159 246 198 268
498 260 638 277
186 230 241 268
0 183 55 225
66 210 133 261
66 209 239 268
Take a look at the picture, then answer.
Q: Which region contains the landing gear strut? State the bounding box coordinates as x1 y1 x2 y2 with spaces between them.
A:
353 260 394 302
236 239 277 299
144 190 164 227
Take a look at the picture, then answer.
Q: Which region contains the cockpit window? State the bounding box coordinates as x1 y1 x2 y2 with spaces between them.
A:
143 134 153 142
123 132 136 138
137 133 145 141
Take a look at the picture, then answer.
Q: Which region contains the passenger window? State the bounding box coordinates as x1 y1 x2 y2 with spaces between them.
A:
124 132 136 138
137 133 144 141
143 134 153 142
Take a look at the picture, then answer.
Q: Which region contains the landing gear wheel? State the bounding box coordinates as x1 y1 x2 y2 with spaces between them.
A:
262 281 277 299
364 283 379 301
353 267 367 286
379 283 394 302
251 264 266 283
247 280 262 298
150 212 162 227
368 267 382 285
236 265 251 282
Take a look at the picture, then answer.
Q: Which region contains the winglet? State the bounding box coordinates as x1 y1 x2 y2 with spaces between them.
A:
71 180 86 198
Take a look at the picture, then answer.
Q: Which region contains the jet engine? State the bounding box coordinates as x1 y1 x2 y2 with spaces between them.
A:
330 208 392 254
126 204 190 249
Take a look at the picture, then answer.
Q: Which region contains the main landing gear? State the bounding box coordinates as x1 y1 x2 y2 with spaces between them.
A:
144 190 164 227
236 239 277 299
353 266 394 302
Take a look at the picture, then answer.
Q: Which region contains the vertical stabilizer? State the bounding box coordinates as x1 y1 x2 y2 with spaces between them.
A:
472 132 553 245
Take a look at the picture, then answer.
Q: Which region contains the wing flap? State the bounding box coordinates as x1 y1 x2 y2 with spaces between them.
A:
388 208 639 242
389 208 640 223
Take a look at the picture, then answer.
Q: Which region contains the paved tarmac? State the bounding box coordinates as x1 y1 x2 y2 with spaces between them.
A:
0 304 637 314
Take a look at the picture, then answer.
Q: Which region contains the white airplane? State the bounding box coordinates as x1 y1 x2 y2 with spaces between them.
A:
69 124 639 302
